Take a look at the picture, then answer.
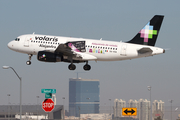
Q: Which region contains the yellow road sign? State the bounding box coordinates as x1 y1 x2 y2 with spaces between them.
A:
122 108 137 116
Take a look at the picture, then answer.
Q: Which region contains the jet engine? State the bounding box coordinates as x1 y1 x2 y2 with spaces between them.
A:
37 51 62 62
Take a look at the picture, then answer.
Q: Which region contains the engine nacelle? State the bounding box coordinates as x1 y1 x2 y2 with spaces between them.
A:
37 51 62 62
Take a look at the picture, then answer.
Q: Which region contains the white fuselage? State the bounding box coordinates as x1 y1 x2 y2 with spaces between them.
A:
8 34 165 62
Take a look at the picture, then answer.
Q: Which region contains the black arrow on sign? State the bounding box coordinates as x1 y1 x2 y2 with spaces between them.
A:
124 109 135 115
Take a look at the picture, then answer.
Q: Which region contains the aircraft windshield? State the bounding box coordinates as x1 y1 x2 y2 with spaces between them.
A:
15 38 20 41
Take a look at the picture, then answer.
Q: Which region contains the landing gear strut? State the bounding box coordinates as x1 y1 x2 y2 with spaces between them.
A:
83 62 91 71
26 54 33 65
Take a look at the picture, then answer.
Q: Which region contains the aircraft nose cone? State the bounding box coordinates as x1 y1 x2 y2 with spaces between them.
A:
7 41 14 50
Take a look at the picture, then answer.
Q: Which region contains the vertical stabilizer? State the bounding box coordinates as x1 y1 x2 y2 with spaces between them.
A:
127 15 164 46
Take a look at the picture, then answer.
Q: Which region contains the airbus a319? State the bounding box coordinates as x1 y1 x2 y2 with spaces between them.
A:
7 15 165 71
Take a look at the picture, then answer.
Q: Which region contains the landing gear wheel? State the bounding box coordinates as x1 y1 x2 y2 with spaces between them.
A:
26 54 33 65
26 61 31 65
83 64 91 71
68 64 76 70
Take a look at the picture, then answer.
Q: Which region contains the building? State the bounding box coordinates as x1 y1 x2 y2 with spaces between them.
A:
138 99 150 120
152 100 164 119
114 99 151 120
0 105 63 120
69 78 100 117
114 99 126 118
114 99 165 120
128 99 138 119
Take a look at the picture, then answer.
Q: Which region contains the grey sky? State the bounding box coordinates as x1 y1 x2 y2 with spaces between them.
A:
0 0 180 115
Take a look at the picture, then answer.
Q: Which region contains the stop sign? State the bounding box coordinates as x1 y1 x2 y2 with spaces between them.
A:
42 99 55 112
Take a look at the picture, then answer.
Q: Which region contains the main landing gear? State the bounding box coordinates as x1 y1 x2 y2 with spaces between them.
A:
68 61 91 71
83 62 91 71
26 54 33 65
68 63 76 70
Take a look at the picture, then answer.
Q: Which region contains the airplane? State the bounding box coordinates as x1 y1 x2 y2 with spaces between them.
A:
7 15 165 71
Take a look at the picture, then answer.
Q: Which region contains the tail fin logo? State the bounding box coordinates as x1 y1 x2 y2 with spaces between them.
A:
139 22 157 43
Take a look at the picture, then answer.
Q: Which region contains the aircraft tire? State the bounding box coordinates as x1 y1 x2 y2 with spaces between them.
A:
68 64 76 70
83 64 91 71
26 61 31 65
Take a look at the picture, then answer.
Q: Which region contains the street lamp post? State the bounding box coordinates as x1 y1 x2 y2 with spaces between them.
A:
147 86 151 120
3 66 22 120
86 98 90 118
7 94 10 120
36 96 39 120
169 100 173 120
62 97 65 120
109 99 111 115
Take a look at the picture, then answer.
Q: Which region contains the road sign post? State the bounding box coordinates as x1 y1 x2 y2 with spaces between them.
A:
42 99 55 112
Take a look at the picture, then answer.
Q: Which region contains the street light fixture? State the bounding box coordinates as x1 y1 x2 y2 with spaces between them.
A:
147 86 151 120
3 66 22 120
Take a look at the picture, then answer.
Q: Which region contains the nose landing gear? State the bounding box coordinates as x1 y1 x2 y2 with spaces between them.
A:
26 54 33 65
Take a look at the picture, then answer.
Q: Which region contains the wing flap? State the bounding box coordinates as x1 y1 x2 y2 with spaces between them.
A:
73 52 97 60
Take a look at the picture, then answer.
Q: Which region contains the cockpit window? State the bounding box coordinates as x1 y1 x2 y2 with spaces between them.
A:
15 38 20 41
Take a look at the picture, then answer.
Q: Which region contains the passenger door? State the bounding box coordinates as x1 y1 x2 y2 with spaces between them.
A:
24 36 32 47
120 44 127 56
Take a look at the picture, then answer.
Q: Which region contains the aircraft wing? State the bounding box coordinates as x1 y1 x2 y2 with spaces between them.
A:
55 41 97 60
55 43 73 56
137 47 153 54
